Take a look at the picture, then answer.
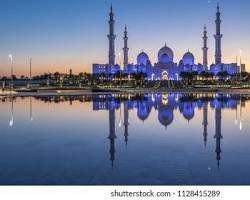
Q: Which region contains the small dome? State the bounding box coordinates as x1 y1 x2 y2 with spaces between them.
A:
183 51 195 66
183 102 194 121
137 101 151 121
158 44 174 64
137 52 149 66
178 60 184 67
158 108 174 127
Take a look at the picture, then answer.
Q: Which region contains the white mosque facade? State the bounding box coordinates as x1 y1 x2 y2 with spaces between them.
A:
92 5 242 80
123 47 205 81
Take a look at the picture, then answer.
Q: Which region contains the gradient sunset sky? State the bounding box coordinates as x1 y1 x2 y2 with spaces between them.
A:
0 0 249 76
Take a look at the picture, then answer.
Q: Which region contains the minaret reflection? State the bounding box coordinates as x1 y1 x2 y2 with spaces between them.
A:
108 108 116 170
9 97 14 127
123 101 129 145
118 96 122 128
214 103 222 168
202 102 208 148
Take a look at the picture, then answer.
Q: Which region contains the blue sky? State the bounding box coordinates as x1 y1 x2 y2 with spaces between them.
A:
0 0 249 75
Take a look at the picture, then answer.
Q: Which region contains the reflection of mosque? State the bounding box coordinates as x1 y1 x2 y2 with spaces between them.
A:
124 100 129 145
92 93 249 169
108 108 116 170
215 101 222 168
203 102 208 147
2 94 249 169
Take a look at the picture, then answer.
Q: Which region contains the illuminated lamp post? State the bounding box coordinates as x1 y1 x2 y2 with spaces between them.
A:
29 58 32 88
239 49 242 83
8 54 13 90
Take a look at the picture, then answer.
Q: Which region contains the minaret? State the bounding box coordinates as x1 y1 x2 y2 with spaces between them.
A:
214 3 223 65
123 25 129 68
202 102 208 147
214 104 223 168
124 101 129 145
202 25 208 70
108 5 116 66
108 109 116 170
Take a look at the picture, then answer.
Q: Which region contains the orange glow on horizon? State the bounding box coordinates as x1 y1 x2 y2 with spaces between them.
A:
0 51 249 77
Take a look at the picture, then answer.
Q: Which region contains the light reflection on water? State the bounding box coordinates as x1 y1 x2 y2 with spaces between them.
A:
0 93 250 185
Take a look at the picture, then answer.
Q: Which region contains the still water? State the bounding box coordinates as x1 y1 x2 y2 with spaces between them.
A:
0 93 250 185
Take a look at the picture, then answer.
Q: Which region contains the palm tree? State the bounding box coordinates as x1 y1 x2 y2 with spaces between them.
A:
241 72 249 81
217 71 229 80
191 71 198 81
179 72 194 85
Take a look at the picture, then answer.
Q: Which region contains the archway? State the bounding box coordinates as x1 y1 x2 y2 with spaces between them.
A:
161 71 169 80
151 73 155 81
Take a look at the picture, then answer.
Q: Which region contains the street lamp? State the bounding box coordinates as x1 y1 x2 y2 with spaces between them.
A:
8 54 13 90
239 49 242 82
239 95 242 131
30 58 32 79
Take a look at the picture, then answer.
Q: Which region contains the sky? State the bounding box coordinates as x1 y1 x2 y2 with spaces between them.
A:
0 0 250 76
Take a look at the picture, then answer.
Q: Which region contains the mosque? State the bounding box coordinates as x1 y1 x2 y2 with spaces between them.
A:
92 4 242 80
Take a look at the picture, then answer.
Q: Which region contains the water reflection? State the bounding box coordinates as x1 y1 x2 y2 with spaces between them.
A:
30 97 34 122
203 102 208 147
93 93 245 170
4 96 34 127
109 108 116 170
124 100 129 145
9 97 14 127
1 93 250 176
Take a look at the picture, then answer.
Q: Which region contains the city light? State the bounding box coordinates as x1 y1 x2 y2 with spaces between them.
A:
9 99 14 127
8 54 14 89
8 54 13 62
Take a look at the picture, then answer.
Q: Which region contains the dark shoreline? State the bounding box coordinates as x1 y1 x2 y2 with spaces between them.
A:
1 87 250 97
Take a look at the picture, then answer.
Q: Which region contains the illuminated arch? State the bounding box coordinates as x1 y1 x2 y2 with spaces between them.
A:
161 71 169 80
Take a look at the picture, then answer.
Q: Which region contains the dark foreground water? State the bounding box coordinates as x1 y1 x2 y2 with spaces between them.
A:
0 93 250 185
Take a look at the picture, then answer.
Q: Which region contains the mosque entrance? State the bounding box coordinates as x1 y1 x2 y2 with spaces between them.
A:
161 71 169 80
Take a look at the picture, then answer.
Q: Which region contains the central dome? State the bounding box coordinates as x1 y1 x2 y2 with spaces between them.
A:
158 44 174 64
158 108 174 127
183 51 195 66
137 52 149 66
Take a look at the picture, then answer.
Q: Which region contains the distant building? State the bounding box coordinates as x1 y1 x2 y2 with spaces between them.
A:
210 63 238 75
241 64 246 72
92 64 108 75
